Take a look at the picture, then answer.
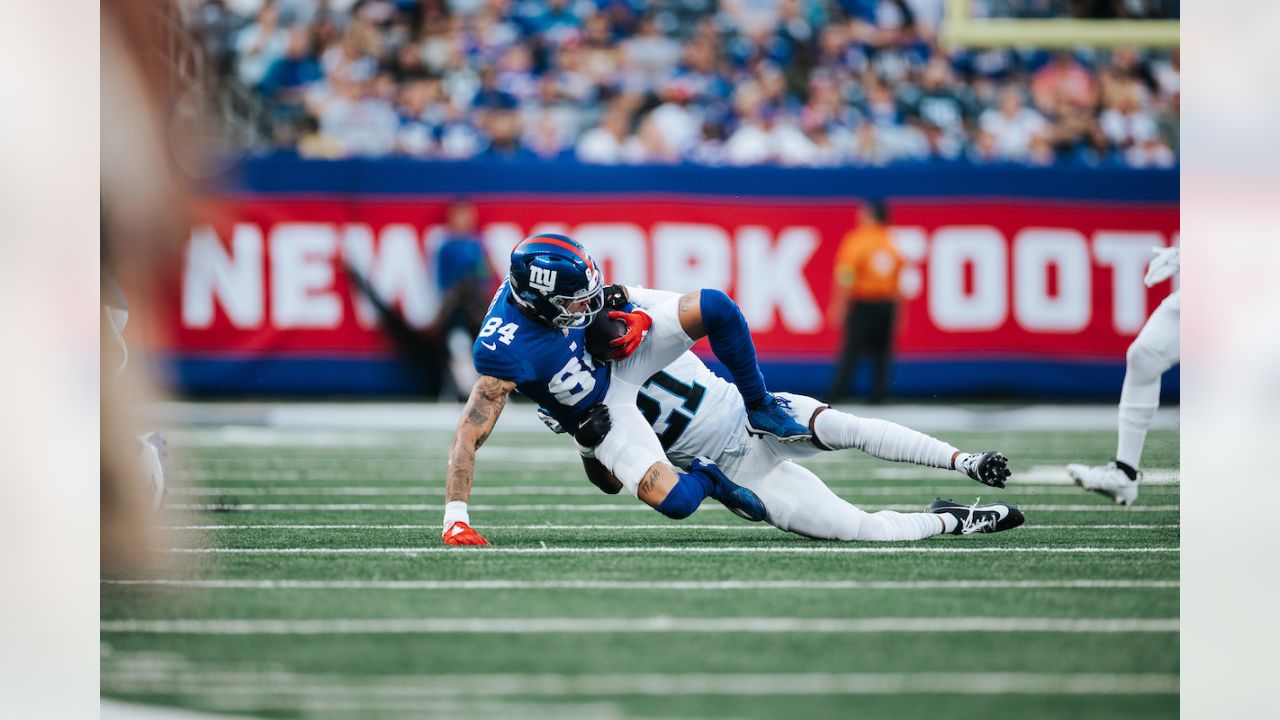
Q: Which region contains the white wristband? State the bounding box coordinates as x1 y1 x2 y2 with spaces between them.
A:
443 500 470 532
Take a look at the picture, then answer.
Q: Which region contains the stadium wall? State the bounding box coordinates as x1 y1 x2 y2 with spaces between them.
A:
153 157 1179 400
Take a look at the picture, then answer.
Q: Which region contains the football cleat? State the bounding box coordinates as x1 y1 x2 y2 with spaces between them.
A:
442 521 491 546
958 451 1012 489
745 393 813 443
1066 462 1139 506
689 458 768 522
928 497 1025 535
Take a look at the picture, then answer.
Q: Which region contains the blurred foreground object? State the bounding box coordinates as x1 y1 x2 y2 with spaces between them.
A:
101 0 203 573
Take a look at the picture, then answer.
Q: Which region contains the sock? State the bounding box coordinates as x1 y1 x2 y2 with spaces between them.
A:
443 500 470 531
854 510 948 541
699 289 767 407
813 409 957 469
937 513 959 533
1116 308 1176 469
654 470 713 520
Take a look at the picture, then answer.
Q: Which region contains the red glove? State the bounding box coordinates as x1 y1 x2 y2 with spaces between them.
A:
607 309 652 359
442 521 490 546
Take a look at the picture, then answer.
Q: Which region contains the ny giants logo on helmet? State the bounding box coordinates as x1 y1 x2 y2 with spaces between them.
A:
528 265 558 293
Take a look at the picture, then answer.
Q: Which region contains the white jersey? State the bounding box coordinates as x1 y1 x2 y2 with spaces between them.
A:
634 351 749 470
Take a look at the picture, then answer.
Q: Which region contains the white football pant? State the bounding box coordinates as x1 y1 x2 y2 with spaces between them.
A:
1117 291 1180 469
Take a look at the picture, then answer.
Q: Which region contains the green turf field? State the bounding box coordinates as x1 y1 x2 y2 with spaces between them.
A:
101 423 1179 719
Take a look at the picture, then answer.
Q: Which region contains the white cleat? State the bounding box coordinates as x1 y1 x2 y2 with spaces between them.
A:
1066 462 1139 507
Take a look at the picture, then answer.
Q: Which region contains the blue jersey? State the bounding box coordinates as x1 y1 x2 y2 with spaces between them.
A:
472 281 611 432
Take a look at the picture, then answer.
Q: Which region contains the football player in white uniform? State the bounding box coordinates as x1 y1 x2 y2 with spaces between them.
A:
1067 246 1180 506
542 286 1025 539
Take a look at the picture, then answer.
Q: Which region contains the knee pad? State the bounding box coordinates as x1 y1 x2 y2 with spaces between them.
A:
1126 340 1166 380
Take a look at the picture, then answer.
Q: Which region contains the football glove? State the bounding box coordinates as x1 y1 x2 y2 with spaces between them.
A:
1143 246 1179 287
607 309 652 359
442 521 490 546
603 284 629 310
575 404 612 448
537 407 567 434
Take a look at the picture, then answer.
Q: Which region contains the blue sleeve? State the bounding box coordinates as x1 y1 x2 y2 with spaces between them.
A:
472 339 531 384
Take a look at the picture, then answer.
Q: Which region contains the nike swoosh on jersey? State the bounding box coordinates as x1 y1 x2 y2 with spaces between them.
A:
481 342 497 351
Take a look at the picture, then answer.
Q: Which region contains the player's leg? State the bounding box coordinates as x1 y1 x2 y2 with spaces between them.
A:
736 458 941 540
593 377 766 521
1068 292 1180 505
1117 292 1180 471
774 392 1012 488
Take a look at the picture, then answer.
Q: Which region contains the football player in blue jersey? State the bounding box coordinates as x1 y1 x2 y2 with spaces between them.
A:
442 233 813 545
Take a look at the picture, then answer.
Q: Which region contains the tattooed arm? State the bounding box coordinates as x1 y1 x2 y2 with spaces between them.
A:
442 375 515 545
446 375 515 503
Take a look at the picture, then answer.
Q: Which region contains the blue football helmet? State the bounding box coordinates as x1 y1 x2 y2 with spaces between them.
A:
508 233 605 329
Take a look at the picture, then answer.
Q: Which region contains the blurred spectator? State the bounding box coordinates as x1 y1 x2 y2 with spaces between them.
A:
979 85 1049 161
577 107 631 164
259 27 322 107
319 77 399 156
188 0 1178 169
477 101 537 160
235 1 289 88
296 114 346 159
1031 51 1097 113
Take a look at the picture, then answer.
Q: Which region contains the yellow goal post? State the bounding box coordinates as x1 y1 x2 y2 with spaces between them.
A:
940 0 1179 49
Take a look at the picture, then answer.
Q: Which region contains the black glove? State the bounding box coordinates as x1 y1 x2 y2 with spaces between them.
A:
575 404 613 448
603 284 628 310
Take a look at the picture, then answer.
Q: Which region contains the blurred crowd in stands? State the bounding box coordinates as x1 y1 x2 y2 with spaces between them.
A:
184 0 1179 168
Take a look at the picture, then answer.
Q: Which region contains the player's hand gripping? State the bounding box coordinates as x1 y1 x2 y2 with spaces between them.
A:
443 521 490 546
1143 246 1179 287
608 309 652 360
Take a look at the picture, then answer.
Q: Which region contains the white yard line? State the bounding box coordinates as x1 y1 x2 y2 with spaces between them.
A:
165 485 1180 497
167 503 1181 512
101 670 1179 696
160 545 1179 555
102 578 1179 590
150 401 1179 434
100 616 1178 635
163 523 1178 531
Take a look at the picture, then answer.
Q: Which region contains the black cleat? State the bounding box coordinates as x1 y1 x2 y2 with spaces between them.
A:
928 497 1025 535
958 451 1012 489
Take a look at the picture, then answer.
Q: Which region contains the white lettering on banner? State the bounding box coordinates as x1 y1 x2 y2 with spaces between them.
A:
653 223 731 293
270 224 343 329
891 227 929 300
572 224 648 287
928 226 1008 331
342 224 434 329
1013 229 1091 333
736 226 821 332
183 224 264 329
1094 231 1163 333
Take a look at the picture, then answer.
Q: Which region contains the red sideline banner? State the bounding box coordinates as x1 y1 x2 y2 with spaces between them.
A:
156 196 1178 363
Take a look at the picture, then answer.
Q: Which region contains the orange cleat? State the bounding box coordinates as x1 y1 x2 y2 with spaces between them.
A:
442 521 490 546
